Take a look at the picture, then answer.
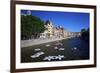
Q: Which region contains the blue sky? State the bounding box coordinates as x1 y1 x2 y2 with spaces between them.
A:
21 10 89 32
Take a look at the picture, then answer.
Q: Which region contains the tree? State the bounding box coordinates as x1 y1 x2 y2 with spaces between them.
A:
81 28 86 33
81 28 89 41
21 15 46 40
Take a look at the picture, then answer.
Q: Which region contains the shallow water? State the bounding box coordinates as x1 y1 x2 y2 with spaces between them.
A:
21 37 89 63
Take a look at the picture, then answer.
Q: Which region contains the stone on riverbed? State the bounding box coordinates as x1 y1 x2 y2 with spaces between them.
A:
55 42 63 46
45 44 50 47
54 46 58 49
34 48 41 51
73 47 77 50
59 48 65 50
30 52 44 58
43 56 55 61
43 55 65 61
55 55 65 60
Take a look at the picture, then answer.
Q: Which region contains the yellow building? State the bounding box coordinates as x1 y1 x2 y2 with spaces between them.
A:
45 20 53 38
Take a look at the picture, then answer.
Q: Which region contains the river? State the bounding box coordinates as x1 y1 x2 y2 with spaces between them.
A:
21 37 89 63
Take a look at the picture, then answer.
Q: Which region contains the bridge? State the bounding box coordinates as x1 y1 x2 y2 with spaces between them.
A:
66 32 81 38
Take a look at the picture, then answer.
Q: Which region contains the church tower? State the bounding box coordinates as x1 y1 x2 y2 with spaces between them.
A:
45 20 53 38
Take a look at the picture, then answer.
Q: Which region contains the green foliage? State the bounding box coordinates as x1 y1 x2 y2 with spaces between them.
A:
81 28 86 32
81 28 89 41
21 15 46 40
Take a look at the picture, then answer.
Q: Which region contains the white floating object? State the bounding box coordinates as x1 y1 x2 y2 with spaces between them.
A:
58 55 64 58
59 48 65 50
43 55 65 61
54 46 58 49
56 55 64 60
31 52 44 58
54 56 59 59
73 47 77 50
48 58 51 61
43 56 52 61
34 48 41 51
48 56 54 59
46 44 50 47
55 42 63 46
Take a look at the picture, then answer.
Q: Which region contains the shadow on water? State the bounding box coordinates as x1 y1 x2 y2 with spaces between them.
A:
21 37 89 63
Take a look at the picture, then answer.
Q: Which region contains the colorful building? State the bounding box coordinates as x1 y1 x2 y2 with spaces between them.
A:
40 20 70 39
45 20 53 38
53 25 66 38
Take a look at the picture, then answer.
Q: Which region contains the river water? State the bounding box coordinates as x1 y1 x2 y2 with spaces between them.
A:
21 37 89 63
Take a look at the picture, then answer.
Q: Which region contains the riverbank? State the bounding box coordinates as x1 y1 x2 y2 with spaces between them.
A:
21 37 69 48
21 36 79 48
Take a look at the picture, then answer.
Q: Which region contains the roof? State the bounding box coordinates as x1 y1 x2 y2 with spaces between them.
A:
45 20 52 25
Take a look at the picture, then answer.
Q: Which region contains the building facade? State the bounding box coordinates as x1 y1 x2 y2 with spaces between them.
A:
40 20 81 39
45 20 53 38
44 20 68 38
